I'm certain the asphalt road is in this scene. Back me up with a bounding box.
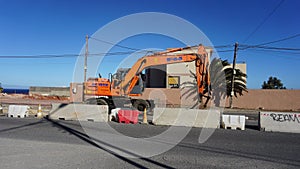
[0,117,300,169]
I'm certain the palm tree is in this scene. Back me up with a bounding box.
[182,58,247,108]
[220,59,247,98]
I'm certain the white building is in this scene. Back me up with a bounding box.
[145,46,247,89]
[145,46,213,89]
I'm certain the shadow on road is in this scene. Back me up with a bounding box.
[245,124,260,130]
[0,120,44,133]
[45,117,175,169]
[0,103,67,134]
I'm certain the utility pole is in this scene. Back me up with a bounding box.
[84,35,89,83]
[229,42,238,108]
[83,35,89,102]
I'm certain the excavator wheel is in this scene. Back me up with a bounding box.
[133,99,150,111]
[96,98,108,105]
[85,98,108,105]
[85,98,97,104]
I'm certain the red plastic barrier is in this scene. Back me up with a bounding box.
[118,109,140,124]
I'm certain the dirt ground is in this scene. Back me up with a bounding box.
[0,94,69,104]
[0,94,69,115]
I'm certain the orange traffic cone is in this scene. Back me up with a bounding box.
[142,108,148,124]
[37,104,42,118]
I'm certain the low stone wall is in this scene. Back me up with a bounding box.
[30,86,70,97]
[227,89,300,111]
[141,88,300,112]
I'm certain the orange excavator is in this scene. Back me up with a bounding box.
[84,45,210,111]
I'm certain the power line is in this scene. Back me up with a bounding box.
[251,33,300,46]
[247,48,300,55]
[2,36,300,59]
[0,54,80,59]
[243,0,285,42]
[89,36,140,51]
[216,33,300,56]
[216,49,235,53]
[210,45,235,53]
[0,50,156,59]
[239,33,300,51]
[244,49,300,60]
[89,36,166,55]
[2,45,299,58]
[207,44,234,49]
[243,45,300,51]
[218,33,300,53]
[240,43,300,50]
[237,42,300,60]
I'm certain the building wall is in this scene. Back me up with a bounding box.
[69,83,83,102]
[139,88,300,111]
[167,62,196,88]
[166,60,247,89]
[226,89,300,111]
[232,63,247,75]
[167,47,213,89]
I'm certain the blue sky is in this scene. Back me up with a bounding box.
[0,0,299,89]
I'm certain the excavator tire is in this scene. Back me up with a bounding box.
[96,98,108,105]
[85,98,108,105]
[85,98,97,104]
[133,99,150,111]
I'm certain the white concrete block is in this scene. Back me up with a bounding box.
[75,104,108,122]
[49,103,77,120]
[153,108,220,128]
[49,103,108,122]
[260,112,300,133]
[8,105,29,118]
[222,115,245,130]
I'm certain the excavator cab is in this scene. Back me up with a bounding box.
[111,68,129,89]
[111,68,146,95]
[130,74,145,94]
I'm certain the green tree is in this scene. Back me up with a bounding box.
[262,76,286,89]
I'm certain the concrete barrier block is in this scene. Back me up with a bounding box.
[75,104,108,122]
[8,105,29,118]
[49,104,77,120]
[49,103,108,122]
[153,108,220,128]
[222,115,245,130]
[260,112,300,133]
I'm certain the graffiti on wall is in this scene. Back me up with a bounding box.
[270,113,300,123]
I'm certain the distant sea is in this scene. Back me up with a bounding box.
[2,88,29,94]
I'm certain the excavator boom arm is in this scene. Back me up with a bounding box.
[118,45,210,97]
